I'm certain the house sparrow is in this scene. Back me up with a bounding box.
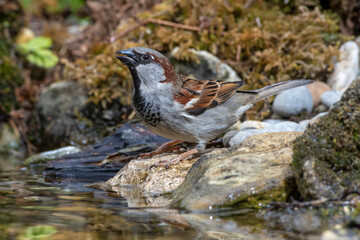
[115,47,313,167]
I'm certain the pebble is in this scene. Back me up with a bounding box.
[272,86,313,118]
[228,121,304,146]
[321,90,343,108]
[327,41,360,91]
[306,81,331,107]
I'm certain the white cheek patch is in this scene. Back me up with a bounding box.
[136,63,166,85]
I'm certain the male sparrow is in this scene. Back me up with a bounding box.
[115,47,313,167]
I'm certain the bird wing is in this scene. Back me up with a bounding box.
[174,76,245,116]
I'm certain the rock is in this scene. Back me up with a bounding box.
[103,154,197,207]
[182,213,285,240]
[170,48,241,82]
[228,128,261,146]
[273,86,313,118]
[34,81,87,149]
[321,90,343,108]
[321,229,360,240]
[292,78,360,200]
[172,132,303,211]
[44,123,169,183]
[262,119,284,124]
[222,130,240,147]
[327,41,360,91]
[24,146,81,165]
[309,112,328,126]
[306,81,331,107]
[228,121,304,146]
[239,120,270,130]
[299,120,310,129]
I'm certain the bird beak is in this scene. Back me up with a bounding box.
[115,49,137,66]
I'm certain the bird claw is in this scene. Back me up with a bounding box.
[150,160,171,169]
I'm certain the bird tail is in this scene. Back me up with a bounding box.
[236,79,314,104]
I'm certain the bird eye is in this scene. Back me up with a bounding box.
[142,54,150,61]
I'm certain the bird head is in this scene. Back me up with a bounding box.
[115,47,181,96]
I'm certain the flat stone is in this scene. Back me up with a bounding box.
[172,132,303,211]
[273,86,313,118]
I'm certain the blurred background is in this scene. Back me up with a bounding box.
[0,0,358,156]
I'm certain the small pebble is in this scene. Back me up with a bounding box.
[273,86,313,118]
[306,81,331,107]
[321,91,342,108]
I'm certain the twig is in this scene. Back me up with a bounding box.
[112,18,202,42]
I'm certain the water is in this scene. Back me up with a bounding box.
[0,155,275,240]
[1,155,356,240]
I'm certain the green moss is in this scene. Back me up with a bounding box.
[292,79,360,200]
[0,1,24,112]
[65,0,348,119]
[219,186,287,210]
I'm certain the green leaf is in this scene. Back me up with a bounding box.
[20,225,57,239]
[19,36,52,52]
[26,49,59,68]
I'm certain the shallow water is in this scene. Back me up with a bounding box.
[1,155,357,240]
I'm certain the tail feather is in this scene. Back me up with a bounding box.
[237,79,314,104]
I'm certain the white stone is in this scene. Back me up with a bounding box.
[327,41,360,91]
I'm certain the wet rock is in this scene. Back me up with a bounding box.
[170,48,241,82]
[327,41,360,91]
[321,90,343,108]
[102,154,197,207]
[173,132,303,211]
[44,123,169,183]
[306,81,331,107]
[228,121,304,146]
[182,212,285,240]
[24,146,81,165]
[293,78,360,200]
[273,86,313,118]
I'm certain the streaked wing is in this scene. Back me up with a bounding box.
[174,76,245,116]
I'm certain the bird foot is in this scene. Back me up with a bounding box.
[150,148,199,169]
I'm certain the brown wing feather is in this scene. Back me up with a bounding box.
[174,76,245,116]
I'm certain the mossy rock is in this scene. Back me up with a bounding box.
[292,78,360,200]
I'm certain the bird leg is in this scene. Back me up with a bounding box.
[152,142,206,168]
[138,140,183,159]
